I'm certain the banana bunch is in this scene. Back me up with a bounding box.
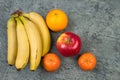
[7,11,51,71]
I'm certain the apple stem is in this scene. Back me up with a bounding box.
[66,36,71,44]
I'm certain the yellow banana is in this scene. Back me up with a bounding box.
[15,17,29,70]
[7,17,17,65]
[19,16,42,71]
[23,12,51,56]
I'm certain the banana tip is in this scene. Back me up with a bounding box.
[8,64,13,66]
[16,68,22,71]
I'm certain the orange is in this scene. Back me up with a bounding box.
[46,9,68,32]
[78,52,97,71]
[42,53,61,72]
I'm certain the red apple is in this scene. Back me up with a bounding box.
[56,32,82,57]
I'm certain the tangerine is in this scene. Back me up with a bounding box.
[42,53,61,72]
[78,52,97,71]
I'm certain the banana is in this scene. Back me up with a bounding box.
[15,17,29,70]
[19,16,42,71]
[23,12,51,56]
[7,17,17,65]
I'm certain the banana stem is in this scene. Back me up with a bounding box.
[11,10,22,17]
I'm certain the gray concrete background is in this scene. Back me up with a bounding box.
[0,0,120,80]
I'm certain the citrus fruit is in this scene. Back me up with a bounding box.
[46,9,68,32]
[78,52,97,71]
[42,53,61,72]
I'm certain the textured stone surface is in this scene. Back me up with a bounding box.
[0,0,120,80]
